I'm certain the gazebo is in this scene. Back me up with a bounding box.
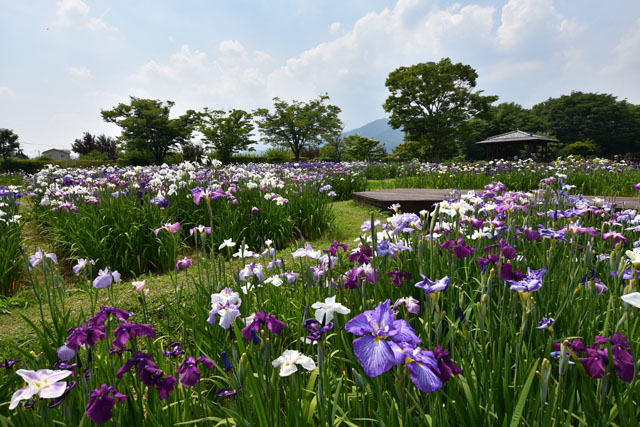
[476,129,558,160]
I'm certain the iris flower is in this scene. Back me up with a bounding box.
[311,296,350,323]
[153,222,180,236]
[85,384,127,424]
[177,356,215,387]
[344,300,420,377]
[414,275,449,294]
[29,248,58,270]
[92,268,121,289]
[506,268,547,293]
[271,350,316,376]
[9,369,72,409]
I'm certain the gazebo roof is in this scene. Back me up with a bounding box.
[476,129,558,145]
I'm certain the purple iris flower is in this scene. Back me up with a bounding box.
[633,183,640,191]
[56,344,76,362]
[523,228,540,242]
[112,321,156,351]
[506,268,547,293]
[153,222,180,236]
[414,275,449,294]
[343,266,364,289]
[1,359,19,370]
[304,318,334,341]
[344,300,420,377]
[150,195,170,208]
[241,311,286,340]
[65,323,106,350]
[117,351,177,399]
[393,297,420,314]
[92,268,121,289]
[89,306,131,326]
[387,269,411,287]
[500,263,526,281]
[28,248,58,270]
[536,317,555,329]
[609,333,635,382]
[400,343,443,393]
[48,380,77,409]
[162,342,185,358]
[216,388,237,397]
[85,384,127,425]
[177,356,215,387]
[348,245,372,265]
[432,345,462,382]
[176,257,193,271]
[323,241,348,256]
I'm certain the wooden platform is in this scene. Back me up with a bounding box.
[352,188,640,213]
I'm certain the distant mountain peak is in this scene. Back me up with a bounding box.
[343,118,405,151]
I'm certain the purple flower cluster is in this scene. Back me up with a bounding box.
[241,311,286,340]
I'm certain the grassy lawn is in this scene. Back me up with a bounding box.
[0,200,385,357]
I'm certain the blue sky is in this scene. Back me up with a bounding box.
[1,0,639,156]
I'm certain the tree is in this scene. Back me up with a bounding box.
[0,129,21,162]
[197,108,254,164]
[181,142,205,162]
[383,58,497,162]
[393,140,428,161]
[532,91,640,156]
[101,97,197,165]
[254,95,343,161]
[72,132,119,160]
[344,135,386,161]
[320,134,347,162]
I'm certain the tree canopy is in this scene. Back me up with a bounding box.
[0,129,21,162]
[384,58,497,162]
[72,132,119,160]
[101,97,197,165]
[343,135,385,161]
[197,108,254,164]
[531,91,640,156]
[254,95,343,161]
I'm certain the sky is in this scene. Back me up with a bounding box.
[1,0,639,157]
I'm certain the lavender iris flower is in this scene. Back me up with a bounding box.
[414,275,449,294]
[112,321,156,351]
[536,317,555,329]
[344,300,420,377]
[506,268,547,293]
[92,268,121,289]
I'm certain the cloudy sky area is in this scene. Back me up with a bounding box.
[1,0,639,156]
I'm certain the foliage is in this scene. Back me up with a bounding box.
[72,132,119,160]
[384,58,498,162]
[532,91,640,156]
[101,97,197,165]
[343,134,385,161]
[0,128,21,162]
[561,140,598,157]
[320,134,347,162]
[180,143,205,162]
[197,109,255,164]
[254,95,343,161]
[0,187,22,296]
[393,140,428,161]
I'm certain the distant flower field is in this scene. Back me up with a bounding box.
[2,157,640,425]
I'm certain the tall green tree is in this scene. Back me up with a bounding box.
[72,132,119,160]
[320,134,347,162]
[532,91,640,156]
[101,97,197,165]
[383,58,497,162]
[0,129,21,162]
[197,108,254,164]
[344,135,385,161]
[254,95,343,161]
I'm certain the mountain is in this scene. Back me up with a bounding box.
[343,118,405,152]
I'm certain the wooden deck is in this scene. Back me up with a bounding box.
[352,188,640,213]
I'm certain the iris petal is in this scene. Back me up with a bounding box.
[352,335,396,377]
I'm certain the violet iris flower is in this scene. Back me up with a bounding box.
[536,317,555,329]
[344,300,420,377]
[117,351,177,399]
[387,270,411,287]
[414,275,449,294]
[304,318,334,341]
[65,323,106,350]
[241,311,286,340]
[89,306,131,326]
[162,342,186,358]
[189,225,211,236]
[85,384,127,425]
[112,321,156,351]
[221,352,233,372]
[506,268,547,293]
[393,297,420,314]
[323,240,348,256]
[153,222,180,236]
[92,268,121,289]
[176,257,193,271]
[29,248,58,270]
[177,356,215,387]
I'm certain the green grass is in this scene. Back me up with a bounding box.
[0,200,385,357]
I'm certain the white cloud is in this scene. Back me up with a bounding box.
[68,66,91,79]
[496,0,582,49]
[0,86,15,97]
[219,40,245,55]
[602,18,640,74]
[329,22,341,34]
[56,0,118,32]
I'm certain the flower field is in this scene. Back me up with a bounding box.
[2,158,640,425]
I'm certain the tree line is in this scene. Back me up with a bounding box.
[2,57,639,165]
